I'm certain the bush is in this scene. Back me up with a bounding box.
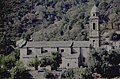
[61,67,92,79]
[28,56,40,70]
[10,60,25,79]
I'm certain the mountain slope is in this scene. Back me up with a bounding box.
[3,0,120,41]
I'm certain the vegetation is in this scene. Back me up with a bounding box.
[0,54,26,79]
[87,48,120,78]
[111,32,120,41]
[0,0,120,78]
[62,69,74,79]
[28,52,62,70]
[1,54,16,70]
[28,56,40,70]
[61,48,120,79]
[10,60,25,79]
[50,52,62,70]
[62,67,92,79]
[0,0,120,42]
[40,57,52,67]
[40,52,62,70]
[44,71,55,79]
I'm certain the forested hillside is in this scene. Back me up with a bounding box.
[1,0,120,41]
[0,0,120,78]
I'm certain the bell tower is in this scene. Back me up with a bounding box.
[89,5,100,48]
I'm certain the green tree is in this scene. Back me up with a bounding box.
[11,48,20,60]
[65,69,74,79]
[10,60,25,79]
[40,52,62,70]
[0,35,15,55]
[2,55,16,70]
[51,52,62,70]
[40,57,52,67]
[44,71,55,79]
[0,55,6,78]
[62,67,92,79]
[28,56,40,70]
[88,48,109,75]
[88,48,120,77]
[108,50,120,66]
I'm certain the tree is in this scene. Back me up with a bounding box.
[61,67,92,79]
[0,55,2,67]
[87,48,120,78]
[44,71,55,79]
[28,56,40,70]
[10,48,20,62]
[50,52,62,70]
[0,35,15,55]
[65,69,74,79]
[0,54,21,79]
[88,48,110,76]
[40,52,62,70]
[10,60,25,79]
[0,55,8,78]
[108,50,120,66]
[40,57,52,67]
[1,55,16,70]
[111,33,120,41]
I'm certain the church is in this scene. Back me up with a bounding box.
[18,5,120,69]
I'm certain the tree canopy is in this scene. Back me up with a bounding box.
[40,52,62,70]
[87,48,120,78]
[0,0,120,41]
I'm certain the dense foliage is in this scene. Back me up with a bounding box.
[0,49,26,79]
[0,0,120,41]
[28,56,40,70]
[28,52,62,70]
[111,32,120,41]
[61,67,92,79]
[0,0,120,78]
[87,48,120,78]
[40,52,62,70]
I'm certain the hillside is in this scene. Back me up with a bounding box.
[0,0,120,78]
[1,0,120,41]
[32,0,120,41]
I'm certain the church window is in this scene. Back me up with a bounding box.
[27,48,32,55]
[44,50,48,52]
[41,48,48,53]
[93,23,95,30]
[57,47,59,52]
[93,13,95,16]
[41,47,43,53]
[67,63,69,67]
[60,30,64,36]
[61,49,64,52]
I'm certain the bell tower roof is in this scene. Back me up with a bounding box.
[90,5,99,18]
[91,5,99,14]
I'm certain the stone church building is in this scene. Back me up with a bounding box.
[18,5,120,69]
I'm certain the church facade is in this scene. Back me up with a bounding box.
[19,5,120,69]
[20,41,90,68]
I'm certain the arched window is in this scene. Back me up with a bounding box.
[27,48,32,55]
[67,63,69,67]
[93,23,95,30]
